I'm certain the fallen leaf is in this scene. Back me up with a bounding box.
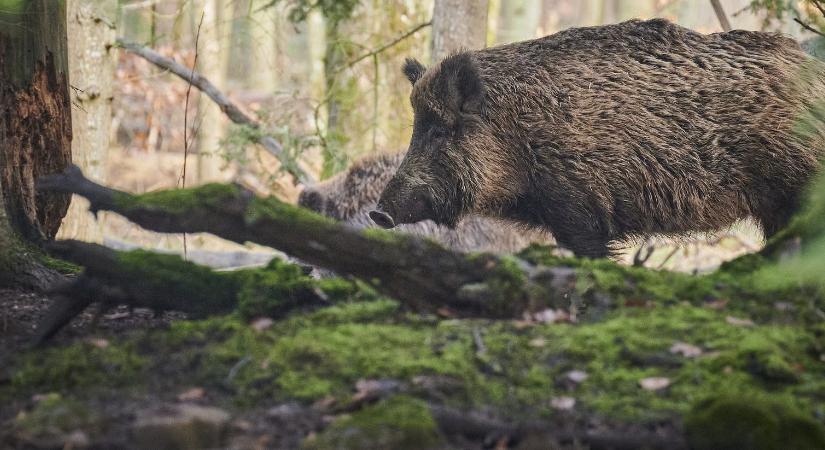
[639,377,671,391]
[436,307,455,318]
[250,317,274,332]
[528,337,547,347]
[352,379,400,402]
[565,370,588,383]
[705,299,729,310]
[312,396,337,410]
[87,338,109,349]
[726,316,755,327]
[533,309,570,324]
[550,396,576,410]
[231,419,253,431]
[177,387,205,402]
[65,430,89,448]
[103,311,131,320]
[774,302,793,311]
[512,320,534,329]
[670,342,703,358]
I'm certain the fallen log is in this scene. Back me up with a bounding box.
[37,165,577,320]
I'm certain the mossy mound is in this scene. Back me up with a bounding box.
[685,395,825,450]
[304,396,447,450]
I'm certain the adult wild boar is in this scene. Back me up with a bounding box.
[299,151,550,254]
[370,19,825,258]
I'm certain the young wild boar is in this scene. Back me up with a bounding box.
[370,18,825,258]
[298,151,550,254]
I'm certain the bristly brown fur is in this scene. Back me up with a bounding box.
[376,18,825,258]
[298,152,551,254]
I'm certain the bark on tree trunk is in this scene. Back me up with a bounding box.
[431,0,489,63]
[59,0,117,243]
[0,0,72,242]
[0,0,72,289]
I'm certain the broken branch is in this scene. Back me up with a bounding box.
[116,37,315,185]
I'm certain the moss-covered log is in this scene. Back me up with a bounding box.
[38,165,574,318]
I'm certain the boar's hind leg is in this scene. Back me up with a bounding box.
[754,198,799,239]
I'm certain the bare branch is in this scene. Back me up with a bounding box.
[339,21,432,73]
[794,17,825,38]
[116,38,316,185]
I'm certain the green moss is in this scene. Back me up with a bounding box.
[304,396,445,450]
[232,258,386,319]
[735,334,802,383]
[263,323,472,400]
[245,196,336,228]
[233,258,319,319]
[114,183,242,215]
[461,254,530,316]
[10,340,145,393]
[38,253,82,275]
[685,395,825,450]
[116,250,239,316]
[14,393,99,438]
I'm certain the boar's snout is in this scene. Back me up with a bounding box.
[368,209,396,229]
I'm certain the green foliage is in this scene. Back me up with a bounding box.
[262,0,360,26]
[748,0,825,31]
[220,123,317,181]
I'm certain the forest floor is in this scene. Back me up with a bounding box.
[2,242,825,449]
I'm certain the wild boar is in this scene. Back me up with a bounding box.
[370,18,825,258]
[299,151,551,254]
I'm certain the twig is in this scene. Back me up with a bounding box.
[710,0,732,32]
[794,17,825,38]
[632,241,655,267]
[115,38,315,185]
[813,0,825,20]
[181,12,205,259]
[656,246,680,270]
[336,21,431,74]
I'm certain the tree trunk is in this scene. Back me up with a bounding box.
[59,0,117,243]
[431,0,489,63]
[600,0,620,24]
[0,0,72,289]
[322,19,348,178]
[193,0,229,184]
[495,0,541,44]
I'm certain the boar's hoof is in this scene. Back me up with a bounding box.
[369,210,396,229]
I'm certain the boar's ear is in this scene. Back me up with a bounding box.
[440,52,484,115]
[402,58,426,85]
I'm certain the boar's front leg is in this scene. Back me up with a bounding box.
[552,229,612,258]
[543,205,612,258]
